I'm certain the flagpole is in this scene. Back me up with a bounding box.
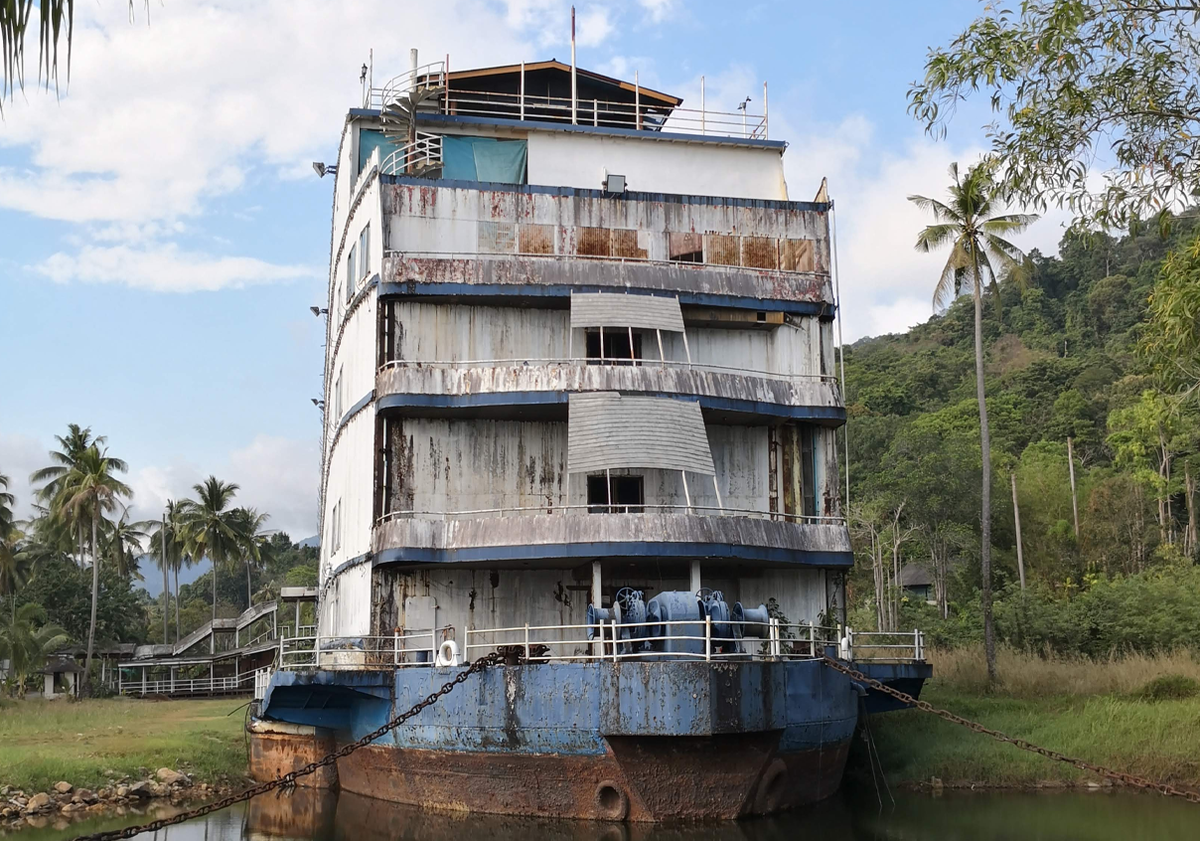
[571,6,578,125]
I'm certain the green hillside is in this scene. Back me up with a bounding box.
[843,215,1200,654]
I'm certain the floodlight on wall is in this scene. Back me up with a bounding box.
[312,162,337,178]
[311,399,325,408]
[310,306,328,316]
[603,173,626,194]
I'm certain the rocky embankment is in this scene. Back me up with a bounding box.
[1,769,237,833]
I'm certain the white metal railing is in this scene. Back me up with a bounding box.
[370,82,767,140]
[254,667,273,700]
[118,670,258,697]
[275,622,925,670]
[378,357,839,384]
[376,503,846,527]
[372,62,447,110]
[380,131,443,177]
[278,630,450,670]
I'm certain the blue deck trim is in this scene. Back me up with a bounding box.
[376,391,845,423]
[373,540,853,569]
[379,281,833,317]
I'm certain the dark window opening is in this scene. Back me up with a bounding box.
[669,232,704,263]
[585,328,642,365]
[587,475,644,513]
[800,427,816,517]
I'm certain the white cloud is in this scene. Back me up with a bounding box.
[128,435,319,541]
[34,243,320,292]
[638,0,677,23]
[576,7,615,48]
[0,432,49,524]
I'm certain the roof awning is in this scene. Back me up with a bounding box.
[570,292,685,333]
[568,392,715,475]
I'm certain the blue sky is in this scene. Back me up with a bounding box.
[0,0,1067,550]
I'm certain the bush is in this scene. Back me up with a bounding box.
[1134,674,1200,702]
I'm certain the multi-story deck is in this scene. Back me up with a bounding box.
[252,55,928,822]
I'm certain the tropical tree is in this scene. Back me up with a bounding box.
[30,425,126,565]
[909,162,1038,684]
[101,508,150,582]
[0,522,29,623]
[55,445,132,686]
[2,2,145,112]
[0,603,68,698]
[147,500,192,644]
[231,507,271,608]
[909,0,1200,231]
[182,478,242,625]
[0,471,13,531]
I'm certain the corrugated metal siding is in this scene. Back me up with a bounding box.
[569,292,685,332]
[568,392,715,475]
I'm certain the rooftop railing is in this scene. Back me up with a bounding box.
[366,62,768,141]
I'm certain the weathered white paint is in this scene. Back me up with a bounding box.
[526,131,789,200]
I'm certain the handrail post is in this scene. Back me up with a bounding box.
[763,81,768,139]
[808,622,815,657]
[394,630,400,666]
[524,623,531,662]
[597,619,604,660]
[611,620,618,662]
[705,615,712,662]
[314,633,321,669]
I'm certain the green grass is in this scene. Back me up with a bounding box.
[0,697,250,793]
[864,651,1200,789]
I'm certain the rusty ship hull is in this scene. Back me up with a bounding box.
[250,658,927,820]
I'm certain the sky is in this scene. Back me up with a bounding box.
[0,0,1073,554]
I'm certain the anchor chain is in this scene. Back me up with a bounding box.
[72,652,502,841]
[820,655,1200,804]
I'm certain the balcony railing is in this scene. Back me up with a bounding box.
[376,503,845,527]
[377,357,839,384]
[275,624,924,670]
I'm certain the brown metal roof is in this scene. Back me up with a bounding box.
[443,60,682,106]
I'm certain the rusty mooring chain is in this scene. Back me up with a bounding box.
[71,653,502,841]
[820,655,1200,804]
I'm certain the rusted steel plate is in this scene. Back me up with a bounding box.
[247,727,339,789]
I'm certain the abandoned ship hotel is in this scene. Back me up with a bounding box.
[250,54,929,821]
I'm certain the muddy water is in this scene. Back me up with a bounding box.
[15,788,1200,841]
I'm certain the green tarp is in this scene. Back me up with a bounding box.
[442,136,528,184]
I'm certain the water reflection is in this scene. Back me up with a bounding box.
[17,788,1200,841]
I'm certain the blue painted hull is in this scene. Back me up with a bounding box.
[257,659,925,820]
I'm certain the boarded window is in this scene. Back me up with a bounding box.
[780,238,816,272]
[741,236,778,269]
[479,221,516,253]
[577,226,611,257]
[669,232,703,263]
[587,475,644,514]
[705,234,739,266]
[611,229,648,259]
[780,424,817,518]
[518,224,555,254]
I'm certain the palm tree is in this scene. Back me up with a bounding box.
[102,508,151,582]
[0,603,69,698]
[31,425,126,566]
[0,471,13,531]
[0,522,29,624]
[182,477,242,626]
[909,162,1037,685]
[231,507,271,608]
[56,445,132,686]
[147,500,191,644]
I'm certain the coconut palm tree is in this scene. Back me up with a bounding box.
[55,445,132,686]
[0,471,13,531]
[31,425,126,566]
[909,162,1038,685]
[230,507,271,608]
[147,500,192,644]
[0,603,69,698]
[182,478,242,626]
[102,507,151,582]
[0,522,28,624]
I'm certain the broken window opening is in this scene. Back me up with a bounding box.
[585,328,643,365]
[587,474,644,514]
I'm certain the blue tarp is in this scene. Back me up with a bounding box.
[358,129,401,176]
[441,136,528,184]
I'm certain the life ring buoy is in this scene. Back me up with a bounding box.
[435,639,460,667]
